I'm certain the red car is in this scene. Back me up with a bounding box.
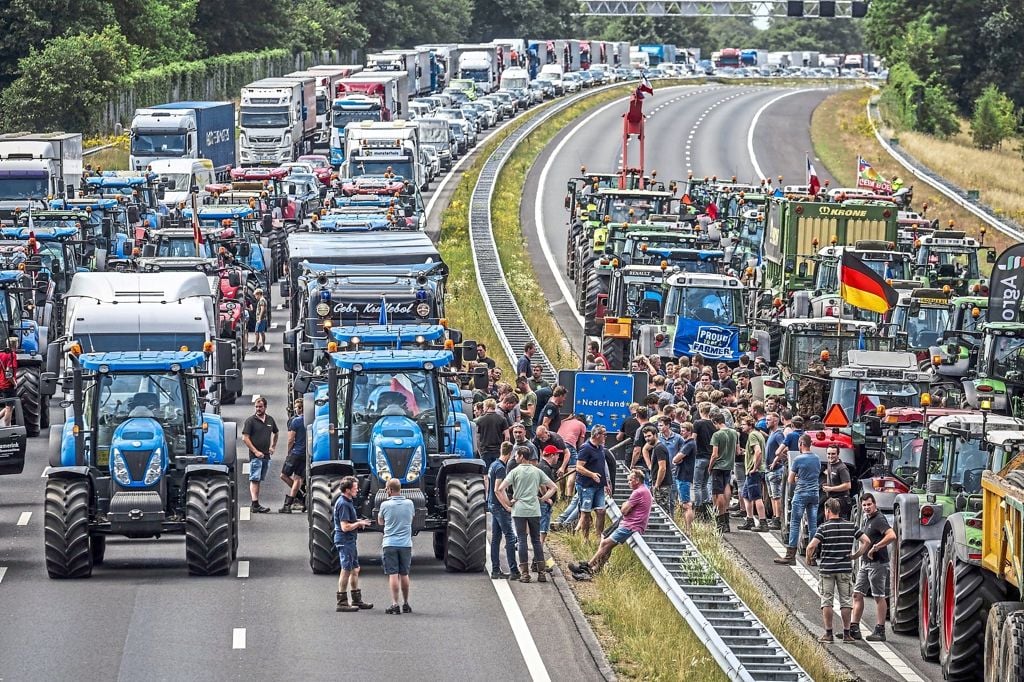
[297,155,335,186]
[338,175,407,197]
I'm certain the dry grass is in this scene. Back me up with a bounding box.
[548,530,729,682]
[810,87,1014,255]
[688,521,852,682]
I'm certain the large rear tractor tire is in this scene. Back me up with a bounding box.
[582,269,607,337]
[44,477,93,579]
[920,549,941,661]
[444,474,486,572]
[984,602,1024,682]
[184,474,233,576]
[309,474,342,574]
[891,511,924,634]
[999,611,1024,682]
[17,365,41,438]
[602,337,629,371]
[939,535,1004,680]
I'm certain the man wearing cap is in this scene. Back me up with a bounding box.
[539,445,562,543]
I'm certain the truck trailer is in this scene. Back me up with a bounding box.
[239,78,317,166]
[0,132,83,223]
[128,102,235,178]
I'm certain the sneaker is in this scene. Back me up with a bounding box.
[490,569,509,579]
[278,503,293,513]
[849,623,862,640]
[508,570,521,581]
[572,571,592,581]
[251,503,270,513]
[866,626,886,642]
[249,346,260,353]
[385,604,402,615]
[737,518,755,531]
[730,509,746,518]
[842,633,854,643]
[818,632,834,643]
[568,561,592,574]
[753,521,769,533]
[768,518,782,530]
[402,603,412,613]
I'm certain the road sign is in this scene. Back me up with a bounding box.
[570,371,636,432]
[823,403,850,428]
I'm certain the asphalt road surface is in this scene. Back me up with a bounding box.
[522,82,942,682]
[0,126,608,681]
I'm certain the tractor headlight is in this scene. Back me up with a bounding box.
[406,446,423,482]
[112,450,131,486]
[375,445,392,481]
[143,449,163,485]
[415,302,430,318]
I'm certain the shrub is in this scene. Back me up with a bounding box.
[971,84,1018,150]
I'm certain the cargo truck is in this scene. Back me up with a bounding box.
[344,72,409,118]
[341,121,425,192]
[639,44,677,67]
[457,44,499,93]
[329,94,391,167]
[286,69,351,150]
[378,49,434,96]
[128,102,235,178]
[239,78,317,166]
[0,132,82,223]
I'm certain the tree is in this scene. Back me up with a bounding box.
[193,0,290,55]
[112,0,202,65]
[1,26,141,133]
[285,0,367,52]
[971,84,1018,149]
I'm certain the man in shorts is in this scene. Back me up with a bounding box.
[279,399,306,512]
[251,288,268,352]
[242,397,278,514]
[673,421,697,532]
[737,415,768,532]
[850,493,896,641]
[378,478,415,615]
[570,468,651,580]
[707,411,738,533]
[805,498,859,642]
[574,425,612,540]
[333,476,373,612]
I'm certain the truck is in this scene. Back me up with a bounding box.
[239,78,316,166]
[415,44,458,87]
[148,158,217,209]
[763,198,899,314]
[640,44,677,67]
[286,69,351,150]
[630,48,650,69]
[715,48,742,68]
[499,67,531,92]
[0,133,82,223]
[40,350,241,577]
[457,44,500,93]
[341,120,424,191]
[740,49,768,67]
[343,72,408,119]
[329,94,390,167]
[379,49,434,95]
[128,102,234,178]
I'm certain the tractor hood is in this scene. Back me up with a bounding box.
[109,417,168,488]
[368,414,425,485]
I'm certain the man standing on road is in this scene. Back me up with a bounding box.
[497,446,557,583]
[806,498,859,643]
[642,425,674,517]
[242,397,278,514]
[250,288,268,352]
[692,402,716,520]
[850,493,896,641]
[575,425,612,541]
[488,442,520,580]
[279,398,306,513]
[475,398,509,466]
[775,433,820,565]
[763,412,785,529]
[737,415,768,532]
[570,468,652,580]
[474,343,497,369]
[334,476,373,612]
[822,445,853,520]
[673,422,696,532]
[516,341,535,379]
[515,375,538,437]
[378,478,415,615]
[708,411,738,533]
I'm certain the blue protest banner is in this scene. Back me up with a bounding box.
[673,318,741,361]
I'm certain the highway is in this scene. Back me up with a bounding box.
[522,83,942,682]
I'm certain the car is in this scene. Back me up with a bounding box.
[459,105,483,133]
[578,70,595,87]
[462,102,492,128]
[535,74,563,96]
[282,172,321,221]
[507,87,531,109]
[589,67,609,84]
[409,101,432,119]
[445,89,471,105]
[488,91,516,118]
[421,145,440,181]
[279,161,315,176]
[296,154,334,186]
[448,120,469,154]
[469,99,498,126]
[561,73,582,92]
[529,79,554,100]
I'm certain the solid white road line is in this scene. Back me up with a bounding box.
[256,367,265,376]
[270,322,279,330]
[16,512,31,526]
[485,540,551,682]
[263,344,271,352]
[239,507,251,521]
[232,628,246,649]
[747,88,824,181]
[0,566,7,584]
[237,561,250,578]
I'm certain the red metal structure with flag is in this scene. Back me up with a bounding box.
[619,75,654,189]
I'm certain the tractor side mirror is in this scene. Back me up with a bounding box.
[797,261,808,278]
[142,243,156,258]
[564,194,571,210]
[293,371,313,396]
[237,241,251,258]
[40,371,58,397]
[127,206,140,224]
[461,340,477,365]
[472,366,488,390]
[222,369,242,394]
[988,249,997,264]
[227,271,241,288]
[282,328,298,373]
[157,185,166,200]
[46,342,61,374]
[299,342,314,365]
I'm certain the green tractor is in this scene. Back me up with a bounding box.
[963,322,1024,417]
[912,229,995,295]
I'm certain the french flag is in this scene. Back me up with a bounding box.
[806,154,821,196]
[637,73,654,99]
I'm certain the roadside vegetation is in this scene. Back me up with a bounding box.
[82,134,130,171]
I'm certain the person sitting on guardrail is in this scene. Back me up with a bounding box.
[569,468,651,581]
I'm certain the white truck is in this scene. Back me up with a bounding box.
[341,121,426,192]
[457,44,499,93]
[239,77,317,166]
[286,69,352,149]
[346,71,410,119]
[499,66,530,91]
[148,159,216,209]
[62,272,241,403]
[0,132,82,223]
[380,49,434,95]
[128,102,235,178]
[630,48,650,68]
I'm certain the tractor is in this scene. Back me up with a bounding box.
[912,229,994,295]
[296,346,486,575]
[0,269,50,436]
[39,349,242,577]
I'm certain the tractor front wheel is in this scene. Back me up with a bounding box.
[444,474,486,572]
[939,535,1004,680]
[17,365,42,438]
[309,474,342,574]
[891,511,924,633]
[44,477,93,579]
[184,474,233,576]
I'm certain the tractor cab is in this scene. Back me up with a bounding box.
[886,288,953,361]
[811,242,913,319]
[913,230,993,295]
[617,231,722,273]
[965,322,1024,416]
[918,413,1024,501]
[653,272,747,361]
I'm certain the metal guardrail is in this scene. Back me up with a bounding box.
[83,143,115,157]
[468,83,812,681]
[865,96,1024,243]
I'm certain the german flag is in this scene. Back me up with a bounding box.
[840,250,899,314]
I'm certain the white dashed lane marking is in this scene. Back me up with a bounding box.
[232,628,246,649]
[16,512,31,526]
[239,507,251,521]
[256,367,265,376]
[237,561,250,578]
[0,566,7,584]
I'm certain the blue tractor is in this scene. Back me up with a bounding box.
[297,346,486,574]
[40,350,242,577]
[181,205,271,287]
[0,225,83,341]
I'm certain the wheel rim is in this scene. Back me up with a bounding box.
[920,564,930,635]
[943,560,955,651]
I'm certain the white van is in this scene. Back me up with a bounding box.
[148,158,217,208]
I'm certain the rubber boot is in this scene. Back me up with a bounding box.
[518,562,532,583]
[773,546,797,565]
[534,560,548,583]
[278,495,293,513]
[336,592,358,612]
[717,513,731,534]
[350,588,373,610]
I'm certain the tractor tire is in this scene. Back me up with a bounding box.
[184,474,233,576]
[309,474,342,574]
[443,473,486,572]
[433,531,447,560]
[920,549,941,661]
[90,535,106,565]
[999,611,1024,682]
[602,337,629,371]
[891,511,925,633]
[17,365,41,438]
[939,534,1004,680]
[984,602,1024,682]
[582,269,607,337]
[43,477,93,579]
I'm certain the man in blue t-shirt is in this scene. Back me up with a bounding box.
[378,478,416,614]
[575,425,611,541]
[279,399,307,513]
[333,476,373,611]
[775,433,822,565]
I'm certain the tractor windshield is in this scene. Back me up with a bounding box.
[602,196,656,223]
[666,286,742,326]
[77,333,207,353]
[887,430,924,479]
[830,378,924,418]
[34,241,68,275]
[158,237,213,258]
[344,369,443,450]
[918,247,979,280]
[785,332,887,370]
[991,334,1024,378]
[890,304,950,349]
[87,372,190,466]
[623,282,665,319]
[951,435,989,493]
